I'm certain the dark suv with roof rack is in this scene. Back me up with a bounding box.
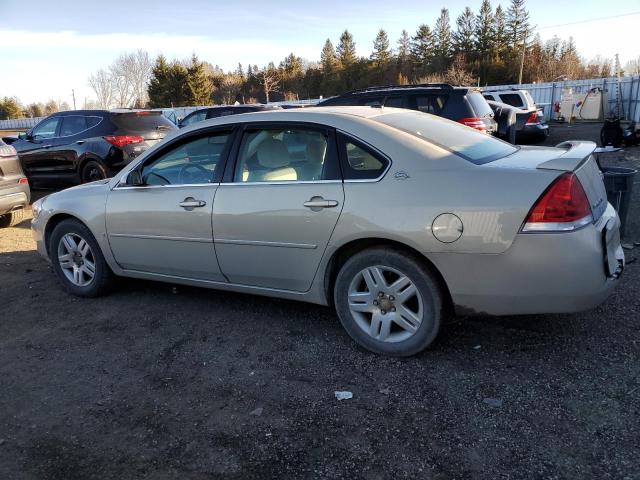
[318,83,497,135]
[178,104,281,128]
[12,109,177,186]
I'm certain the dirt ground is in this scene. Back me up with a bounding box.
[1,123,639,479]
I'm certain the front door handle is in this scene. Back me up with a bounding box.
[303,197,339,209]
[76,140,85,145]
[179,197,207,210]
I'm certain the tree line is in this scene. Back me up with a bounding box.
[2,0,638,119]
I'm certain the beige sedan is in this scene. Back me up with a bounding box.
[31,107,624,355]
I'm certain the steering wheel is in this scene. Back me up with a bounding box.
[178,163,211,184]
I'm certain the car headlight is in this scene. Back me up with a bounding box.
[31,198,44,220]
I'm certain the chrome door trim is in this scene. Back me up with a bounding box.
[215,238,318,249]
[114,182,221,190]
[109,233,212,243]
[222,180,343,186]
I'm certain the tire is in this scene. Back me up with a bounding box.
[80,160,108,184]
[50,219,115,297]
[334,248,443,356]
[0,209,24,228]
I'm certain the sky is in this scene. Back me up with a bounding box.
[0,0,638,105]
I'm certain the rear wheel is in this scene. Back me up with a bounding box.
[80,160,108,184]
[50,219,115,297]
[0,209,24,228]
[334,248,443,356]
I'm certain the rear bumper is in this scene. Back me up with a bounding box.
[517,123,550,143]
[0,184,30,215]
[431,204,623,316]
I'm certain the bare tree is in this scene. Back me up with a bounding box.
[257,67,280,103]
[88,69,114,109]
[103,50,153,108]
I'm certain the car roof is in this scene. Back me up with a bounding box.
[332,84,473,96]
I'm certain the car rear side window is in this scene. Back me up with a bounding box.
[498,93,525,108]
[181,110,208,126]
[384,96,408,108]
[86,116,102,128]
[338,134,389,180]
[414,95,447,114]
[60,115,87,136]
[466,92,494,118]
[375,111,517,165]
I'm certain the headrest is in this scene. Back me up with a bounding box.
[256,138,290,169]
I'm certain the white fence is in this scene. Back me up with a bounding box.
[484,75,640,123]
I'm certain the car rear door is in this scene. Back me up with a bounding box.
[105,128,234,281]
[212,123,344,292]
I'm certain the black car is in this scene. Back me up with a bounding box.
[317,83,497,135]
[12,109,177,185]
[178,104,281,128]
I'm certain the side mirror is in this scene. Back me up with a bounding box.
[125,169,144,186]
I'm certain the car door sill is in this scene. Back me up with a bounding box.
[120,268,315,298]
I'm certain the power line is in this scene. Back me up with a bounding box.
[537,11,640,30]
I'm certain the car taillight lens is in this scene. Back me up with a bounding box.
[0,145,17,157]
[522,173,593,232]
[104,135,144,148]
[525,112,539,125]
[18,178,28,184]
[458,117,487,132]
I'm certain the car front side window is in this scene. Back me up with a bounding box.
[140,132,231,186]
[31,117,60,140]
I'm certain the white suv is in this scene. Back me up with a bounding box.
[483,89,537,112]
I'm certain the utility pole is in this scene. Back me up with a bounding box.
[518,28,528,85]
[72,89,76,110]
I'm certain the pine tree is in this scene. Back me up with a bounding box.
[475,0,495,58]
[370,29,391,67]
[433,8,452,72]
[396,29,411,77]
[493,5,508,56]
[147,55,172,108]
[453,7,475,56]
[187,54,213,105]
[506,0,530,48]
[235,63,245,80]
[321,39,338,72]
[410,24,435,76]
[337,30,357,68]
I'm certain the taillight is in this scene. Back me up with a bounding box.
[0,145,17,157]
[458,117,487,133]
[521,173,593,232]
[525,112,539,125]
[18,178,28,184]
[104,135,144,148]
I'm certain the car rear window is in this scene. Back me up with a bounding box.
[497,93,525,108]
[466,92,494,118]
[110,111,176,132]
[375,111,517,165]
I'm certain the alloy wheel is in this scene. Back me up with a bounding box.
[57,233,96,287]
[347,265,424,343]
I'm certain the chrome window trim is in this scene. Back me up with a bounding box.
[224,179,343,186]
[114,182,220,190]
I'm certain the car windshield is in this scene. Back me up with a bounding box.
[375,111,517,165]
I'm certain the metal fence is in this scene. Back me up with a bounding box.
[484,75,640,122]
[0,117,43,131]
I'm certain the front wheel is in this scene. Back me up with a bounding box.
[50,219,115,297]
[334,248,443,356]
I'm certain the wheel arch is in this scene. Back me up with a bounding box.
[44,213,85,256]
[323,237,453,312]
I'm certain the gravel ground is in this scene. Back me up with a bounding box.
[1,123,639,479]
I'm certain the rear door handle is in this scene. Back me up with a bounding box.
[303,198,339,209]
[179,198,207,209]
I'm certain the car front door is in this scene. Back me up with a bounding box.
[15,116,61,178]
[212,124,344,292]
[105,129,234,281]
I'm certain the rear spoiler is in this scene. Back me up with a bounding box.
[537,141,597,172]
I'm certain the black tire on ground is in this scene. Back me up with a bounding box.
[334,248,443,356]
[49,218,115,297]
[80,160,109,184]
[0,209,24,228]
